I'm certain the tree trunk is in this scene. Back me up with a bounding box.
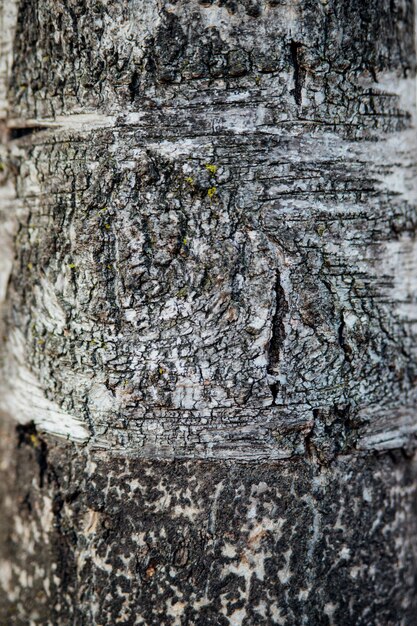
[1,0,417,623]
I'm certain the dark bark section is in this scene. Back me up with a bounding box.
[0,419,416,625]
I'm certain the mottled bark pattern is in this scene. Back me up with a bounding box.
[0,0,417,623]
[0,420,417,625]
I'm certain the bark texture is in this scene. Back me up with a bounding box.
[1,421,417,624]
[0,0,417,623]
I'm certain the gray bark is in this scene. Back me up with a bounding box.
[0,0,417,624]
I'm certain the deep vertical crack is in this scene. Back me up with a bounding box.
[290,40,304,106]
[267,271,288,403]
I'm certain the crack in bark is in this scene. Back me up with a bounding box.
[1,120,54,141]
[290,40,304,106]
[337,310,353,364]
[8,125,48,140]
[267,271,288,404]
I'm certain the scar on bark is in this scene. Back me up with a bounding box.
[16,421,48,488]
[290,40,304,106]
[267,272,288,403]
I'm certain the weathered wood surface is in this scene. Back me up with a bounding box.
[0,0,416,623]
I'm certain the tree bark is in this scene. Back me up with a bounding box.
[0,0,417,624]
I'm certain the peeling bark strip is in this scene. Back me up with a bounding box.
[0,0,416,460]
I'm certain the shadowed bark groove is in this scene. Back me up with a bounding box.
[289,41,304,106]
[267,271,288,404]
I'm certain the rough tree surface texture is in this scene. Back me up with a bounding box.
[0,0,417,624]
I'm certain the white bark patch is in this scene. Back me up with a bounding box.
[380,236,417,330]
[0,559,13,598]
[0,330,89,442]
[0,0,19,118]
[33,278,67,333]
[0,179,16,303]
[88,383,119,414]
[128,0,162,39]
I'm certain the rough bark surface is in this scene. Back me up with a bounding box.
[0,0,417,623]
